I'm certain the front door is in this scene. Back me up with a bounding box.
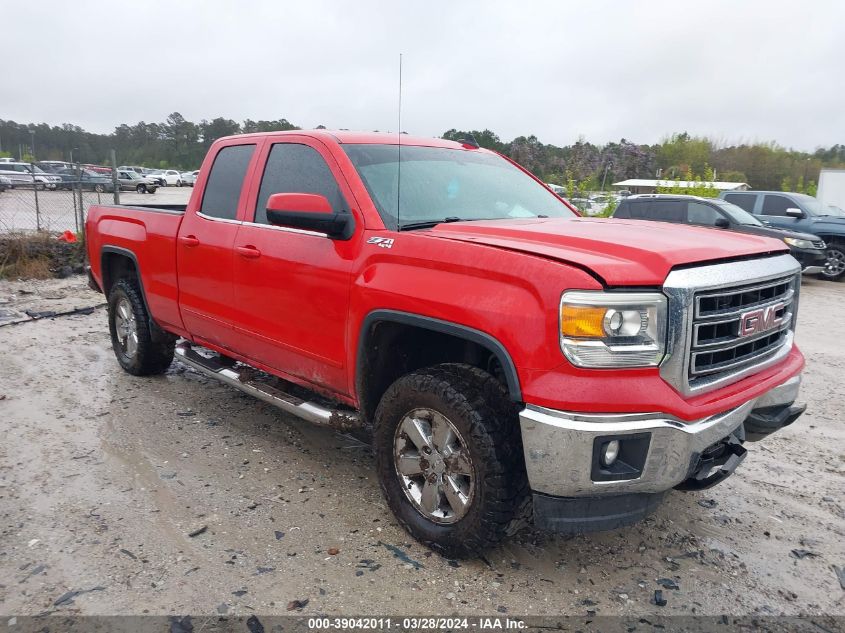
[757,193,807,231]
[231,139,360,397]
[177,142,257,350]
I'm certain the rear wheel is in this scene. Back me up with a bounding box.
[108,278,175,375]
[375,363,529,558]
[821,242,845,281]
[94,184,105,193]
[177,179,183,187]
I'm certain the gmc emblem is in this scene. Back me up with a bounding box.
[738,302,785,337]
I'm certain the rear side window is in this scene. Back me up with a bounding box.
[761,194,794,216]
[626,201,650,218]
[253,143,346,225]
[200,144,255,220]
[648,200,686,222]
[613,202,630,218]
[724,193,756,213]
[687,202,722,225]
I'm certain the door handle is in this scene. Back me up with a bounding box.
[236,245,261,259]
[179,235,200,247]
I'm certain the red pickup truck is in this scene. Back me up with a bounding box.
[86,131,805,556]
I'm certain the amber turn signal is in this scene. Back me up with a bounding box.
[560,305,607,338]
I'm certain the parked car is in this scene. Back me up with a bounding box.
[158,169,183,186]
[719,190,845,281]
[37,160,74,173]
[0,175,11,192]
[569,197,596,215]
[181,170,200,186]
[54,168,115,193]
[144,170,167,187]
[0,162,61,189]
[116,170,158,194]
[612,195,827,274]
[85,130,806,557]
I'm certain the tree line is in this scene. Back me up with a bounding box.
[1,114,843,191]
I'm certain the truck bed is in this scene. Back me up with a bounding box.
[86,203,187,335]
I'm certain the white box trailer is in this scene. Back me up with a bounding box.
[818,169,845,211]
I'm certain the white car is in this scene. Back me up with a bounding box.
[180,170,200,186]
[0,175,11,191]
[0,162,61,189]
[158,169,183,186]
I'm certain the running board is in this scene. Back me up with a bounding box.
[174,343,361,430]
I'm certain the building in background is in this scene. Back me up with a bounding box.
[612,179,750,195]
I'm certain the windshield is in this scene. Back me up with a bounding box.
[712,200,762,226]
[342,144,576,229]
[826,205,845,217]
[793,193,831,216]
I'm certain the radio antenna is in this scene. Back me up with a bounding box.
[397,53,403,229]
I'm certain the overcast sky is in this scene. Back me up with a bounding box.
[3,1,843,150]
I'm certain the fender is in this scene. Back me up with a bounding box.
[100,245,168,340]
[356,309,523,403]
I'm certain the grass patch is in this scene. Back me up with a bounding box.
[0,232,85,280]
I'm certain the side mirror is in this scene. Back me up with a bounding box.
[785,208,804,218]
[714,217,730,228]
[265,193,354,240]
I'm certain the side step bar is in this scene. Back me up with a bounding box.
[174,343,361,431]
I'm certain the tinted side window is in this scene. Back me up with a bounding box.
[761,194,794,216]
[200,144,255,220]
[687,202,722,225]
[648,200,686,222]
[724,193,756,213]
[627,201,650,218]
[254,143,346,225]
[613,202,630,218]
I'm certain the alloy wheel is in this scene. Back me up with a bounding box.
[114,298,139,358]
[393,407,475,524]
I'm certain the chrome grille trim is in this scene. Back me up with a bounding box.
[660,254,801,397]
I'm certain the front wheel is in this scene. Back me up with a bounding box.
[374,363,529,558]
[821,242,845,281]
[108,278,175,375]
[136,184,147,194]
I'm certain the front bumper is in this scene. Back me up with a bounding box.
[790,247,827,274]
[519,374,802,499]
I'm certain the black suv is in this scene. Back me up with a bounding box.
[612,195,827,273]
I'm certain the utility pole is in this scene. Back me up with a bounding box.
[601,162,612,192]
[110,149,120,205]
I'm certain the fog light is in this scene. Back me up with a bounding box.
[601,440,620,466]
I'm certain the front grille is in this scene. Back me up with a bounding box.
[688,275,797,384]
[812,240,826,249]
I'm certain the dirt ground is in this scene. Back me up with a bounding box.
[0,275,843,619]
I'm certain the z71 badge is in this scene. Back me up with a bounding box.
[367,237,395,249]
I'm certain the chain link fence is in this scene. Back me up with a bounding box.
[0,176,120,235]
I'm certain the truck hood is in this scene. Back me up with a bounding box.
[428,217,789,286]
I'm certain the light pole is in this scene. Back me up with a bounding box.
[29,130,35,160]
[70,147,78,165]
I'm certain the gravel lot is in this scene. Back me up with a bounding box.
[0,275,843,618]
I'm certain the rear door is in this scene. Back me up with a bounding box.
[231,137,360,396]
[176,142,258,350]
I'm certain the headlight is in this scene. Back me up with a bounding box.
[559,291,667,368]
[783,237,815,249]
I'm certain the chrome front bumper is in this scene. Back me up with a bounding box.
[519,374,801,498]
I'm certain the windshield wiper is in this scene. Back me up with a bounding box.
[398,217,464,231]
